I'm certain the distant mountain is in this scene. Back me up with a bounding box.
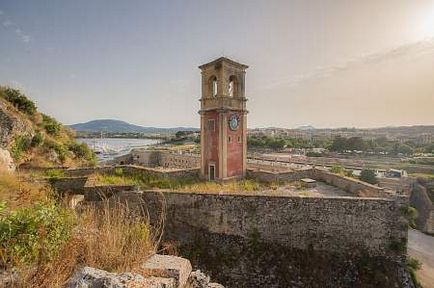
[69,119,198,134]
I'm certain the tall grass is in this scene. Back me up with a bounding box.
[0,172,163,288]
[18,199,162,288]
[0,172,51,210]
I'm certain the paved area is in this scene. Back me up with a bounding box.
[408,229,434,288]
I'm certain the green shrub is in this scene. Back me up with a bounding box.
[360,169,378,184]
[2,88,37,115]
[344,170,354,177]
[42,114,61,136]
[407,257,422,287]
[44,140,67,162]
[330,165,344,174]
[68,142,95,161]
[11,135,32,160]
[0,202,75,267]
[404,206,418,228]
[114,167,124,176]
[31,132,44,147]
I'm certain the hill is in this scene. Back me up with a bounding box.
[69,119,198,134]
[0,86,95,169]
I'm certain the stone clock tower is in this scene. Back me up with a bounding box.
[199,57,248,181]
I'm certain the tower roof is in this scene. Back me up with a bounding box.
[198,57,248,70]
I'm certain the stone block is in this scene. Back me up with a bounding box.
[142,254,192,288]
[66,266,146,288]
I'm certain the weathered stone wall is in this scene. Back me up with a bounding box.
[140,191,407,257]
[410,183,434,234]
[160,153,200,169]
[50,176,88,194]
[125,190,409,287]
[40,165,199,179]
[248,168,390,198]
[379,177,415,195]
[126,149,200,170]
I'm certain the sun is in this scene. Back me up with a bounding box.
[420,5,434,38]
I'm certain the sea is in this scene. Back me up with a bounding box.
[77,138,161,162]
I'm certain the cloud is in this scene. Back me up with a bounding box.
[15,28,31,43]
[2,20,12,27]
[0,12,31,44]
[263,38,434,91]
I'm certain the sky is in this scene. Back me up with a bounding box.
[0,0,434,128]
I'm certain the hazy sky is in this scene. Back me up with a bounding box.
[1,0,433,128]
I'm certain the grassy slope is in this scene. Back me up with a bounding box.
[0,86,95,168]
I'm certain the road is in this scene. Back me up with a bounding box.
[408,229,434,288]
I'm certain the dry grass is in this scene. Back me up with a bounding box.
[0,172,51,210]
[177,179,262,193]
[16,199,163,288]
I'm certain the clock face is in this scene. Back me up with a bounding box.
[229,114,240,131]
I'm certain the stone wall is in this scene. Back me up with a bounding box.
[42,165,199,179]
[160,152,200,170]
[130,190,408,287]
[49,176,88,195]
[248,168,390,198]
[140,191,407,257]
[410,183,434,234]
[126,149,200,170]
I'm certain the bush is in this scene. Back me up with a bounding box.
[2,88,37,115]
[42,114,61,136]
[31,132,44,147]
[405,206,418,228]
[44,140,67,162]
[330,165,344,174]
[360,169,378,184]
[11,135,32,160]
[0,202,75,267]
[21,200,159,287]
[67,142,95,161]
[407,257,422,288]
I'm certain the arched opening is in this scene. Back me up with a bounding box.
[228,75,237,97]
[210,76,218,97]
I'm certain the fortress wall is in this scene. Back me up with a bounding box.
[159,153,200,169]
[312,169,390,197]
[248,168,389,197]
[133,190,409,287]
[127,149,200,169]
[410,183,434,233]
[49,176,88,194]
[130,150,161,167]
[139,191,407,258]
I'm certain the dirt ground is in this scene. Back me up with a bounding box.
[408,229,434,288]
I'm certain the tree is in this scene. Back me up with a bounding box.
[360,169,378,185]
[329,136,346,152]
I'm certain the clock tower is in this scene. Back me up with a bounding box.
[199,57,248,181]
